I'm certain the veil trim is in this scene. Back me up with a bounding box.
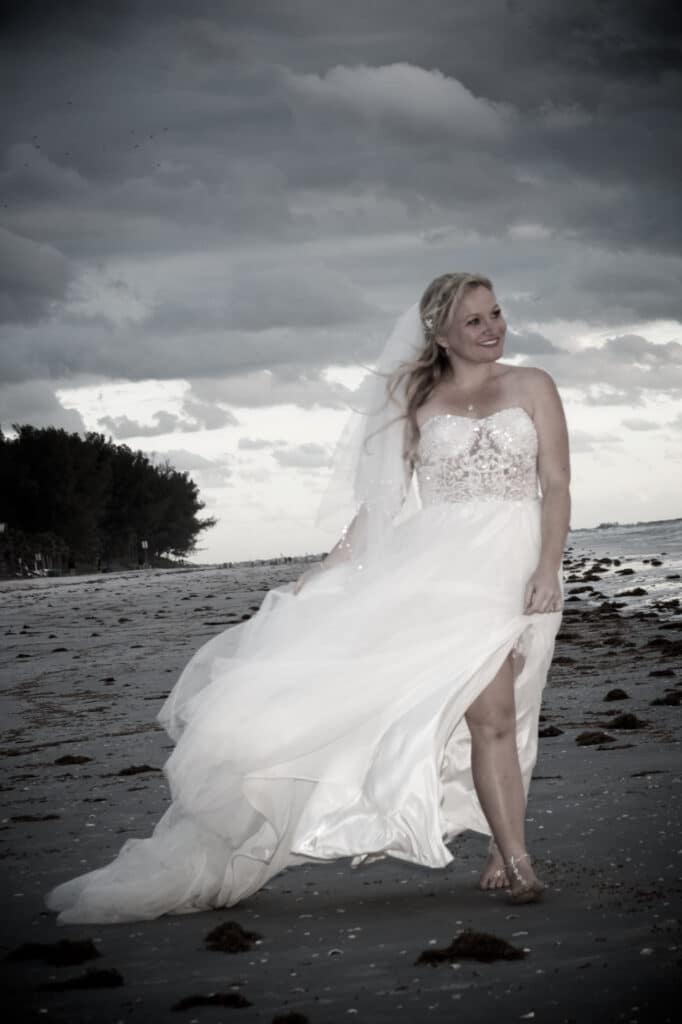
[315,302,425,561]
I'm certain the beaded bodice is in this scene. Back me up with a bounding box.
[415,407,539,505]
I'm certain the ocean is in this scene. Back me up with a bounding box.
[565,517,682,615]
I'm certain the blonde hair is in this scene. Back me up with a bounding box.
[371,272,494,472]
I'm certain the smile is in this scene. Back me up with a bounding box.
[479,337,500,346]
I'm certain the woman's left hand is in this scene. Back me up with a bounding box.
[524,564,562,614]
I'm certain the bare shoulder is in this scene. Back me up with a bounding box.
[506,365,561,413]
[506,364,558,390]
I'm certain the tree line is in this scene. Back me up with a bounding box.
[0,425,216,575]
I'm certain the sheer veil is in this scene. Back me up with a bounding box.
[315,302,425,563]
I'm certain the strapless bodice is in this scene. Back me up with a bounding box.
[415,406,540,505]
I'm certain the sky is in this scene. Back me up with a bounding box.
[1,0,681,562]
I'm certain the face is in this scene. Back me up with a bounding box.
[437,286,506,364]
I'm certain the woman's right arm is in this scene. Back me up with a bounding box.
[293,505,367,594]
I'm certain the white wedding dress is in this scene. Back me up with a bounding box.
[46,406,562,924]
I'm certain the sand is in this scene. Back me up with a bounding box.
[0,558,680,1023]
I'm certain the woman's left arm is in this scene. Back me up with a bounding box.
[524,369,571,614]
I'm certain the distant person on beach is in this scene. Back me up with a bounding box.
[47,272,570,923]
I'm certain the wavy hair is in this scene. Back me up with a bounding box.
[366,272,494,473]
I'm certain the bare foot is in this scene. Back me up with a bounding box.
[479,843,509,890]
[506,852,546,904]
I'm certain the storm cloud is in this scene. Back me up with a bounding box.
[1,0,680,556]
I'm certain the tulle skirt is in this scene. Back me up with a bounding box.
[46,497,561,923]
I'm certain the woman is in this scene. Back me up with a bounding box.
[46,271,569,923]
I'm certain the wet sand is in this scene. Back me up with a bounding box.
[0,557,680,1023]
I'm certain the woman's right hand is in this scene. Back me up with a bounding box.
[293,565,323,595]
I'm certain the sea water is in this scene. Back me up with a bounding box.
[565,517,682,614]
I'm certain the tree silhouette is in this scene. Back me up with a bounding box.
[0,426,216,573]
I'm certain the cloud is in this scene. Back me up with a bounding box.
[238,437,283,450]
[272,442,331,468]
[0,225,71,324]
[0,250,386,384]
[149,447,233,486]
[98,411,195,438]
[582,386,643,407]
[602,333,682,366]
[508,223,553,241]
[525,330,682,402]
[188,371,358,410]
[0,379,86,434]
[2,1,137,41]
[0,2,680,386]
[621,417,660,431]
[98,396,238,438]
[1,142,87,206]
[181,396,238,429]
[567,429,624,454]
[286,62,514,141]
[1,0,681,557]
[505,328,560,356]
[5,230,681,387]
[144,260,376,334]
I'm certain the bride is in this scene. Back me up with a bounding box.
[46,271,570,923]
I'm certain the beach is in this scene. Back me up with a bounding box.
[1,530,680,1023]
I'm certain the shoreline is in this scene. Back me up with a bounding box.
[3,550,679,620]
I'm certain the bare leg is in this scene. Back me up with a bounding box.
[465,653,544,898]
